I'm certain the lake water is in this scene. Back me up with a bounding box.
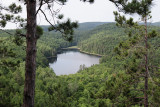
[49,49,100,75]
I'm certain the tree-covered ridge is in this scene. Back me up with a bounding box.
[41,22,160,48]
[1,0,159,106]
[41,22,107,32]
[77,23,160,56]
[0,21,160,106]
[139,21,160,27]
[0,30,72,67]
[78,23,126,55]
[1,58,159,106]
[151,21,160,26]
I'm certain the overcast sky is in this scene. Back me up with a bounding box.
[60,0,160,23]
[1,0,160,29]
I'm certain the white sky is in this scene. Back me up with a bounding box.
[1,0,160,29]
[60,0,160,23]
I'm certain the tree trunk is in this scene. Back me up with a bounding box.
[144,16,149,107]
[23,0,37,107]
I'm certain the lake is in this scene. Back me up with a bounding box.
[49,49,100,75]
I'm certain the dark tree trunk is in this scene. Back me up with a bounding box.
[144,17,149,107]
[23,0,37,107]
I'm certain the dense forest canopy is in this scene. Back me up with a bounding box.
[1,21,160,106]
[0,0,160,106]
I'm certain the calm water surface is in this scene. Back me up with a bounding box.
[49,49,100,75]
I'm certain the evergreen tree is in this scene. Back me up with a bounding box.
[111,0,159,106]
[1,0,95,107]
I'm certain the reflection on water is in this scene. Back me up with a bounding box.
[49,49,100,75]
[47,57,57,63]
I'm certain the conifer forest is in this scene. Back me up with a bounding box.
[0,0,160,107]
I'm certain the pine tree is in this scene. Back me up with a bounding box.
[111,0,159,106]
[0,3,24,69]
[1,0,95,107]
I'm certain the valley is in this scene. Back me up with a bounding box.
[1,22,160,106]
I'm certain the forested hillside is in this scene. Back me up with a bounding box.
[77,23,160,56]
[150,21,160,26]
[0,22,160,106]
[77,23,126,56]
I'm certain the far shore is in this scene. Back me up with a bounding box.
[62,46,104,57]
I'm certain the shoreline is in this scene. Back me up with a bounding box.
[79,50,104,57]
[62,46,104,57]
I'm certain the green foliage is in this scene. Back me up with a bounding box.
[111,0,160,106]
[36,25,43,39]
[0,22,159,106]
[77,23,127,56]
[0,3,25,28]
[0,37,20,68]
[148,30,157,38]
[57,14,64,19]
[0,20,6,27]
[82,0,94,3]
[9,3,22,14]
[13,29,24,46]
[48,19,78,42]
[110,0,153,17]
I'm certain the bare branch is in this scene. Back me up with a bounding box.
[40,9,63,34]
[36,0,44,16]
[46,2,56,25]
[40,9,54,27]
[54,0,64,5]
